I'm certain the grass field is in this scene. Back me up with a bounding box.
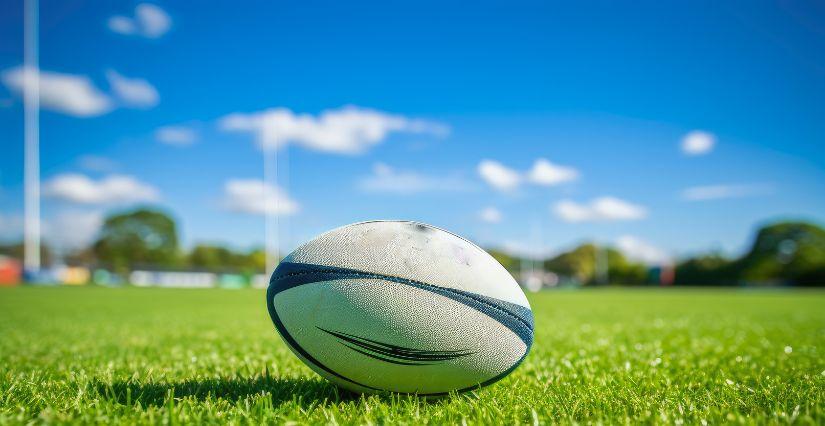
[1,287,823,424]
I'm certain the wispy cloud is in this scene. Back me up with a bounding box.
[219,106,449,155]
[222,179,299,215]
[108,4,171,38]
[527,159,580,186]
[156,125,197,146]
[1,66,112,117]
[681,183,773,201]
[43,174,159,205]
[681,130,716,156]
[1,67,160,116]
[553,197,647,222]
[477,160,521,191]
[616,235,670,265]
[478,158,579,192]
[106,70,159,108]
[359,163,475,194]
[479,207,503,223]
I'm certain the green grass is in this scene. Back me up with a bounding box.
[0,287,823,424]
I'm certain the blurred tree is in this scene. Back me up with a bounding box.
[0,242,52,267]
[674,254,736,285]
[544,244,598,283]
[544,243,648,285]
[674,221,825,286]
[245,248,267,273]
[606,250,648,285]
[93,208,180,272]
[62,247,97,267]
[189,244,235,271]
[735,221,825,286]
[187,245,267,274]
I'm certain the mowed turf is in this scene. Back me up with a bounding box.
[0,287,823,424]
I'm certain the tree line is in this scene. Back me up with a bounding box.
[1,208,267,275]
[489,221,825,286]
[1,208,823,286]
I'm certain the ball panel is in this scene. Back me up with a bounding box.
[270,260,534,348]
[271,278,528,394]
[282,221,530,309]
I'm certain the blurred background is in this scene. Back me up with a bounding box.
[0,0,824,289]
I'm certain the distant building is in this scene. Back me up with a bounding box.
[130,270,217,288]
[0,256,21,286]
[92,269,124,286]
[61,266,91,285]
[218,274,247,289]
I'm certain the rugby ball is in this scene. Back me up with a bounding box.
[266,221,533,395]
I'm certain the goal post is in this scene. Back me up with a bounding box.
[23,0,41,275]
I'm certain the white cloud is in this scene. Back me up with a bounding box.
[681,183,773,201]
[77,155,118,172]
[477,160,521,191]
[46,210,103,249]
[219,106,449,155]
[1,66,112,117]
[478,158,579,191]
[479,207,503,223]
[681,130,716,155]
[527,158,579,186]
[553,201,593,222]
[106,70,159,108]
[108,4,171,38]
[108,16,137,35]
[156,125,197,146]
[358,162,474,194]
[2,67,158,116]
[616,235,670,265]
[223,179,299,216]
[43,174,159,205]
[553,197,647,222]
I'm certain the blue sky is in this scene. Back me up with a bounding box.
[1,0,824,263]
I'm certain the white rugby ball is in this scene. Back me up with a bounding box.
[266,221,533,395]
